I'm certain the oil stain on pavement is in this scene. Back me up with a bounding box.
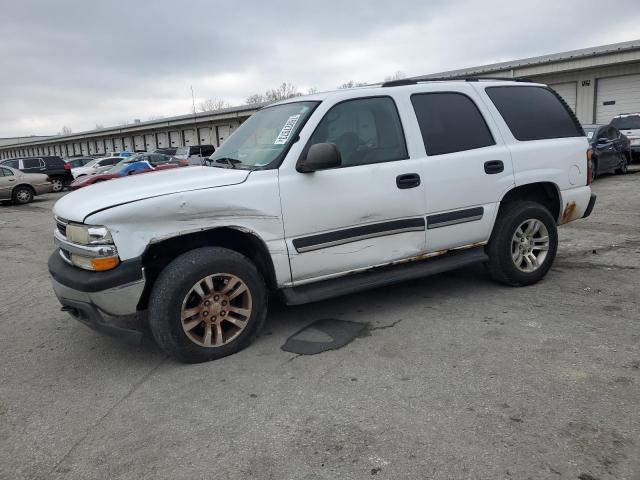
[281,318,366,355]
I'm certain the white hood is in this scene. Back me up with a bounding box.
[54,166,250,222]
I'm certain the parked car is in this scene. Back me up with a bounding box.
[107,151,134,158]
[0,156,72,192]
[610,113,640,161]
[152,147,178,156]
[71,156,121,178]
[65,156,98,169]
[0,165,52,204]
[173,144,215,165]
[49,79,596,363]
[69,155,183,189]
[582,124,630,181]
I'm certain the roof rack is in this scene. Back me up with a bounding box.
[381,76,533,87]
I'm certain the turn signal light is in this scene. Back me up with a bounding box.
[91,257,120,271]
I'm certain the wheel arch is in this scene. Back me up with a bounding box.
[498,182,562,223]
[12,183,36,196]
[137,226,277,311]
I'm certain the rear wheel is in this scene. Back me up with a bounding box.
[12,186,34,204]
[50,177,64,192]
[589,158,598,183]
[486,201,558,286]
[148,247,267,363]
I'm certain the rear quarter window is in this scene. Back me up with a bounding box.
[485,86,583,141]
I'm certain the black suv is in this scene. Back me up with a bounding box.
[1,156,73,192]
[173,144,215,165]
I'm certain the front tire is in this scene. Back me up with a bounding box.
[615,154,629,174]
[148,247,267,363]
[486,201,558,286]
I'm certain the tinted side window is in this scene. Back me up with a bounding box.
[307,96,407,167]
[411,92,495,156]
[23,158,42,168]
[3,159,19,168]
[486,86,583,141]
[200,145,215,156]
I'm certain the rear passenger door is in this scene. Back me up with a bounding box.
[410,88,514,251]
[22,158,45,174]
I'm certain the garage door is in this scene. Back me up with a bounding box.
[96,140,105,154]
[169,131,181,146]
[134,135,144,151]
[596,73,640,124]
[145,134,156,151]
[157,132,169,148]
[123,137,134,151]
[549,82,577,113]
[217,125,230,146]
[183,129,196,145]
[198,127,212,145]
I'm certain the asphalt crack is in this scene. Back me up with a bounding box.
[368,318,404,331]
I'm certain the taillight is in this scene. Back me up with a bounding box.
[63,163,71,170]
[586,148,593,185]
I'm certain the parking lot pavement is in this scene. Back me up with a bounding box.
[1,171,639,480]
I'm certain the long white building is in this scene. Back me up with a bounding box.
[2,39,640,160]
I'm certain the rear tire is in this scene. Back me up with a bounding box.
[486,201,558,286]
[50,177,64,192]
[148,247,267,363]
[12,186,34,204]
[589,158,598,183]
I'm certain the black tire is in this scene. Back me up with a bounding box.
[148,247,267,363]
[50,177,64,192]
[615,154,629,174]
[486,201,558,286]
[12,185,34,204]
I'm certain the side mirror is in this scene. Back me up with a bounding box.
[297,143,341,173]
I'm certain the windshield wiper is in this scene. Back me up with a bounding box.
[212,157,244,169]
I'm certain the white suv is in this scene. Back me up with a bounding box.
[49,78,596,363]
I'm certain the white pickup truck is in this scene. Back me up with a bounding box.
[49,78,596,363]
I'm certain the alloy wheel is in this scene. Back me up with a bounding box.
[180,273,253,347]
[51,178,63,192]
[511,219,550,272]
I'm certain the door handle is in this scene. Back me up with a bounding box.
[484,160,504,174]
[8,179,15,182]
[396,173,421,189]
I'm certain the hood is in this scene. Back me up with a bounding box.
[54,166,251,222]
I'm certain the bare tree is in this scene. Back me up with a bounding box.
[384,71,407,82]
[198,98,232,112]
[95,123,104,130]
[246,93,265,105]
[306,87,319,95]
[337,80,368,89]
[58,126,72,135]
[246,82,303,105]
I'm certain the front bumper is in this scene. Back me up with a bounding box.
[48,251,146,344]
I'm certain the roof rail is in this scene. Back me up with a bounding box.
[381,76,534,87]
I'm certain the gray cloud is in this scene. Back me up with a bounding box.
[1,0,639,136]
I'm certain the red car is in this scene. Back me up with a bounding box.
[70,154,187,190]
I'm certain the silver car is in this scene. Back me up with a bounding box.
[0,165,52,204]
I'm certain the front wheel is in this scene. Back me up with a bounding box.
[615,154,629,174]
[148,247,267,363]
[12,186,34,204]
[486,201,558,286]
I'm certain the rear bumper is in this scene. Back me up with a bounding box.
[48,251,146,343]
[559,186,593,224]
[582,194,597,219]
[34,182,53,195]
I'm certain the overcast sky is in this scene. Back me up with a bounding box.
[2,0,640,137]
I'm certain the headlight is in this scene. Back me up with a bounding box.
[66,224,113,245]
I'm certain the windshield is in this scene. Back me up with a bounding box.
[207,101,318,168]
[611,115,640,130]
[174,147,189,160]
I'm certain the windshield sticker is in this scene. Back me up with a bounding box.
[274,114,301,144]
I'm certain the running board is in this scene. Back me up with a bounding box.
[281,247,488,306]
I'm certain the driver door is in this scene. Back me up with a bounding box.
[279,96,428,284]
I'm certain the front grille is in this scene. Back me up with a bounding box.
[55,217,68,237]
